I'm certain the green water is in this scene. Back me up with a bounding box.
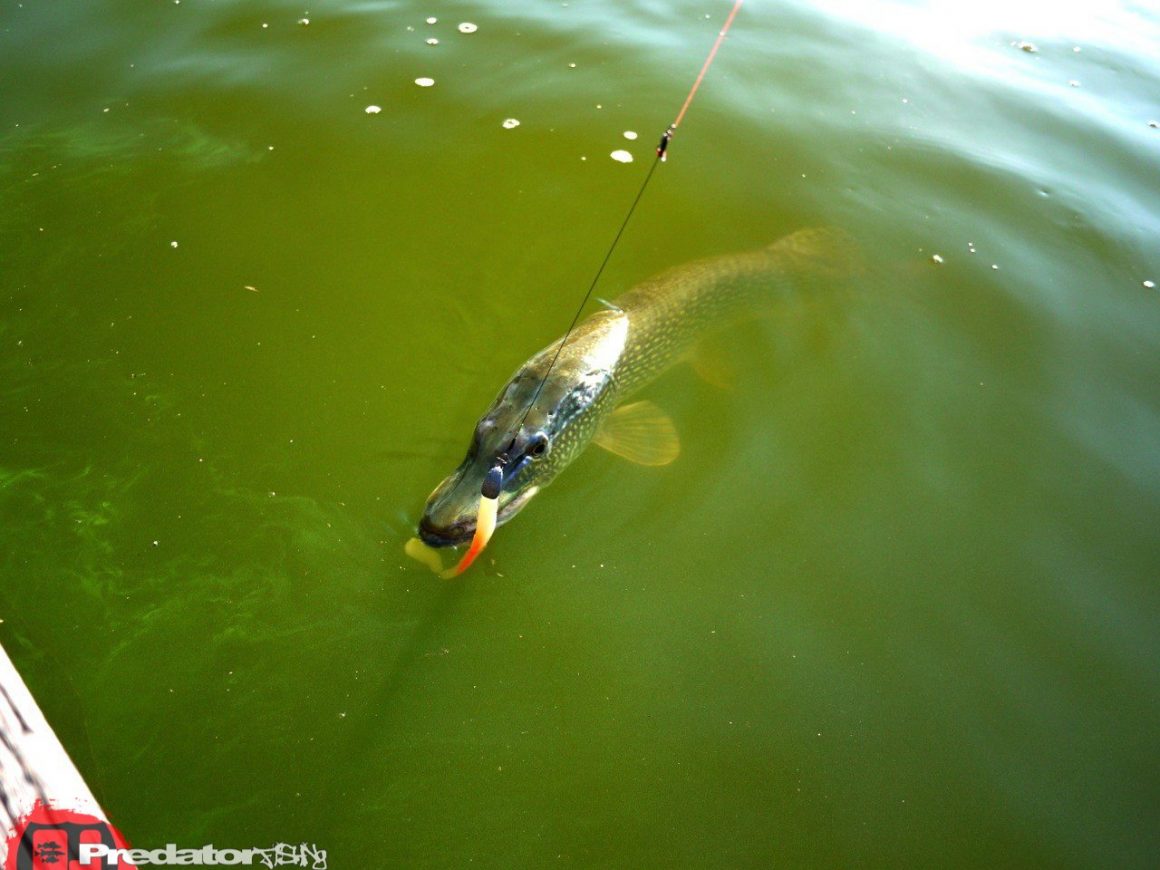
[2,0,1158,866]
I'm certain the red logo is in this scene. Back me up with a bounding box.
[3,802,134,870]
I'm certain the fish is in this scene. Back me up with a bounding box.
[417,228,848,554]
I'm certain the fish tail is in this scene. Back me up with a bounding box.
[766,227,862,280]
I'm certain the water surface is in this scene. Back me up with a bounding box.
[1,0,1158,866]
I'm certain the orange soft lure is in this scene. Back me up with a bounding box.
[439,491,498,579]
[433,462,504,578]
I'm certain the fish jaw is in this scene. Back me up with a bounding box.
[419,462,540,548]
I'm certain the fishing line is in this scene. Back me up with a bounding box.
[509,0,745,449]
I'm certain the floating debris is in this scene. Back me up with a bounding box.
[414,77,435,87]
[967,241,976,253]
[458,22,478,34]
[1149,120,1159,129]
[1068,80,1080,87]
[1144,280,1156,289]
[244,285,259,293]
[623,130,638,140]
[930,253,944,264]
[169,240,179,249]
[610,149,634,164]
[426,37,439,46]
[298,17,310,26]
[502,118,520,129]
[426,16,437,24]
[365,105,382,114]
[1015,40,1038,53]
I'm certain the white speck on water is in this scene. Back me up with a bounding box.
[967,242,977,253]
[426,37,439,45]
[991,263,1000,270]
[502,118,520,129]
[261,22,268,29]
[298,17,310,26]
[1068,79,1081,88]
[414,77,435,87]
[365,104,382,114]
[169,240,179,249]
[458,22,477,33]
[930,253,944,264]
[610,149,634,163]
[596,103,603,109]
[426,16,437,24]
[568,62,577,69]
[1016,40,1037,53]
[623,130,637,140]
[1144,280,1156,289]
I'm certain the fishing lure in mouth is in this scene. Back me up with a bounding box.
[405,463,503,579]
[440,464,502,578]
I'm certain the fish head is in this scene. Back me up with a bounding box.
[418,360,613,548]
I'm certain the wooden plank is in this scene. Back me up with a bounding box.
[0,642,109,861]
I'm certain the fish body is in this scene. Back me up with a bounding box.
[419,229,843,548]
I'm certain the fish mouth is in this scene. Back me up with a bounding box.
[418,514,471,548]
[418,486,540,549]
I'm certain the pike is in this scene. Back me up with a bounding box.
[407,0,775,576]
[411,229,847,574]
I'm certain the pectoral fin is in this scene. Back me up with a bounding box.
[593,400,680,466]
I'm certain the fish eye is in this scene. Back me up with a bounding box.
[528,432,549,458]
